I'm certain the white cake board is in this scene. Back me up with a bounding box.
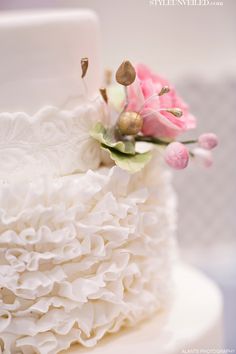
[63,264,223,354]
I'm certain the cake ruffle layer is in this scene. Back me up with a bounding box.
[0,153,176,354]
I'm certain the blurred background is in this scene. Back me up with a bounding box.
[1,0,235,349]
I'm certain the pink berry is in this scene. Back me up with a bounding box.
[164,142,189,170]
[192,148,213,168]
[198,133,218,150]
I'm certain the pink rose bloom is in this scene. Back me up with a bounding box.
[127,64,196,138]
[164,142,189,170]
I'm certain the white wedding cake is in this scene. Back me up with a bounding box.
[0,9,223,354]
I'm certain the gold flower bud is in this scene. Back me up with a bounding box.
[99,87,108,103]
[81,57,89,78]
[159,86,170,96]
[166,108,183,117]
[105,69,113,86]
[115,60,136,86]
[118,111,143,136]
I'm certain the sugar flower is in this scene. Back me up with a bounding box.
[164,142,189,170]
[192,148,213,168]
[127,64,196,139]
[90,59,218,173]
[198,133,218,150]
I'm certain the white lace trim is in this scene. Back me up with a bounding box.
[0,97,109,182]
[0,152,177,354]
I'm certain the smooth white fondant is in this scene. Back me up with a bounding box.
[0,152,177,354]
[0,10,101,113]
[64,264,223,354]
[0,97,110,181]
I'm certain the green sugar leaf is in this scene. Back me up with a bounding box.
[90,122,135,155]
[102,146,152,173]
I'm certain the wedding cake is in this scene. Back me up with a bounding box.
[0,9,223,354]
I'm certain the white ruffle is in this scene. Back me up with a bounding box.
[0,97,109,182]
[0,152,177,354]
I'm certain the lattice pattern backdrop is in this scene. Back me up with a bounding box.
[173,77,236,254]
[173,78,236,348]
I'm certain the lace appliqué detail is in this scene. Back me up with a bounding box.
[0,98,108,181]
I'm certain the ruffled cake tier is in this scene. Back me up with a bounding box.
[0,153,177,354]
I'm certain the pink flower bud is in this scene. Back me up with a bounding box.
[198,133,218,150]
[192,148,213,168]
[164,142,189,170]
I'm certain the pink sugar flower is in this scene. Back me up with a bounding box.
[164,142,189,170]
[198,133,218,150]
[192,148,213,168]
[127,64,196,139]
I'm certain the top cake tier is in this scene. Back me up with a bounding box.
[0,9,101,113]
[0,10,109,182]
